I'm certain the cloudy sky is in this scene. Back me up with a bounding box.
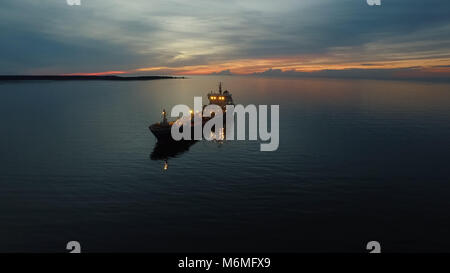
[1,0,449,79]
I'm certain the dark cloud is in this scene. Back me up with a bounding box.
[210,69,233,75]
[251,67,450,82]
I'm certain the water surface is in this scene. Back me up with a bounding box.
[0,76,449,252]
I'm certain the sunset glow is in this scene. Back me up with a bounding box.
[65,56,450,78]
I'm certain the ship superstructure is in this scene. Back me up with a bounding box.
[149,82,234,142]
[207,82,234,109]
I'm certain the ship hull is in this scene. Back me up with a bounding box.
[149,115,227,142]
[149,124,174,142]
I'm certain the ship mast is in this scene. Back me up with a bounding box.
[162,109,168,125]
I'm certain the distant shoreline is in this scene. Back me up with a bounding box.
[0,75,184,81]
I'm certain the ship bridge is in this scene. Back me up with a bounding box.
[207,82,234,108]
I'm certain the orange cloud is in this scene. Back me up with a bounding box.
[62,55,450,78]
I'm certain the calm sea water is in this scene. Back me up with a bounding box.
[0,76,450,252]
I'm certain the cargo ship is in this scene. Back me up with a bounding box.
[149,82,233,142]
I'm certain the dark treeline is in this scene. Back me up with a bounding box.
[0,75,184,81]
